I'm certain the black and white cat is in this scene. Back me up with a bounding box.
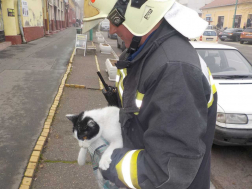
[66,106,123,170]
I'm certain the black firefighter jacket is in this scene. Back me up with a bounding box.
[102,21,218,189]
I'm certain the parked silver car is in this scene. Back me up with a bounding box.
[108,32,117,39]
[99,19,110,31]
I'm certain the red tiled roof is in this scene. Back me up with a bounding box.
[201,0,252,10]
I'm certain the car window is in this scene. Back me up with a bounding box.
[197,49,252,75]
[224,51,252,72]
[203,31,217,36]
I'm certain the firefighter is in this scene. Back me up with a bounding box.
[83,0,217,188]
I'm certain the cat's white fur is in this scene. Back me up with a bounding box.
[69,106,123,170]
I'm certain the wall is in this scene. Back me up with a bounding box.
[2,0,22,44]
[22,0,43,27]
[2,0,18,36]
[202,3,252,28]
[21,0,44,42]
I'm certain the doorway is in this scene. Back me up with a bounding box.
[54,6,57,30]
[234,15,242,28]
[218,16,224,29]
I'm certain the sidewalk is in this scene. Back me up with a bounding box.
[21,31,216,189]
[22,32,120,189]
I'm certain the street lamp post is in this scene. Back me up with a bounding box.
[232,0,238,28]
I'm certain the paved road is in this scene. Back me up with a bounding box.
[210,40,252,189]
[0,28,76,189]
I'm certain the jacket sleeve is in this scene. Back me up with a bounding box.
[102,62,212,189]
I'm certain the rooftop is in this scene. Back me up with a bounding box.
[201,0,252,10]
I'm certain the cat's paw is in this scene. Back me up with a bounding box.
[99,156,112,170]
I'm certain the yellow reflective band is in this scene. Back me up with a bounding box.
[115,70,120,88]
[116,152,131,188]
[208,84,216,108]
[212,84,217,94]
[136,91,144,101]
[134,91,145,115]
[116,68,127,107]
[207,68,217,108]
[116,150,143,189]
[130,150,143,189]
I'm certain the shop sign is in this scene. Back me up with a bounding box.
[22,0,29,17]
[76,34,87,48]
[75,34,87,56]
[8,9,15,17]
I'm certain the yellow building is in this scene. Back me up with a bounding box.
[201,0,252,29]
[43,0,66,34]
[0,0,22,44]
[0,0,44,45]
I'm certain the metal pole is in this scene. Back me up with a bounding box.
[232,0,238,28]
[89,29,93,41]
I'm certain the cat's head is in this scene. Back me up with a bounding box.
[66,112,100,141]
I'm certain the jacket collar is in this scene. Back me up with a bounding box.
[116,21,178,69]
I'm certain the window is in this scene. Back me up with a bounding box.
[197,49,252,75]
[203,31,217,36]
[206,17,212,22]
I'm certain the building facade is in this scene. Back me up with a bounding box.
[0,0,77,45]
[201,0,252,28]
[21,0,44,42]
[43,0,66,34]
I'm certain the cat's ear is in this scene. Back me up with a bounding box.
[66,114,79,123]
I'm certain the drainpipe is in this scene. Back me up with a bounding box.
[17,0,26,43]
[46,0,50,34]
[232,0,238,28]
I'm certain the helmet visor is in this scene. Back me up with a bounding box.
[83,0,100,19]
[82,0,106,33]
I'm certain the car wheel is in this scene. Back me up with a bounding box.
[121,42,126,51]
[240,40,244,44]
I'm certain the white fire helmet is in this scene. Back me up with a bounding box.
[83,0,208,39]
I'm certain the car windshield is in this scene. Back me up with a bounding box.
[203,31,217,36]
[197,49,252,78]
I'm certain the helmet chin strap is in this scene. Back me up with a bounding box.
[127,36,142,55]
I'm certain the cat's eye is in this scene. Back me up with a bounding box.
[87,120,95,127]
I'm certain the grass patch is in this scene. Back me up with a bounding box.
[44,160,77,164]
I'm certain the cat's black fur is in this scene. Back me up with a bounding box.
[68,111,100,141]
